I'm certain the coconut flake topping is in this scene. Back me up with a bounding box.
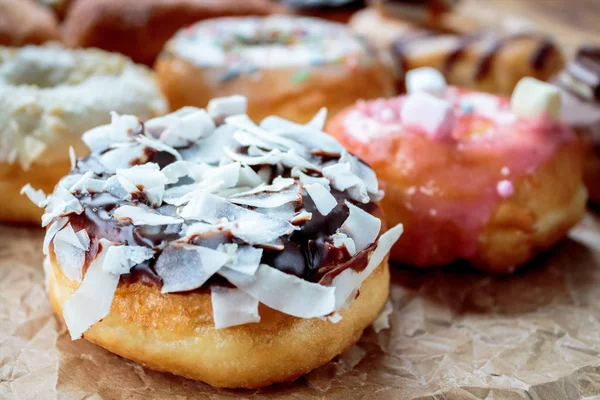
[27,95,403,334]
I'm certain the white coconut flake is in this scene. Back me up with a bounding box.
[53,224,89,282]
[291,210,313,225]
[307,107,328,131]
[220,264,337,318]
[82,124,117,153]
[145,107,200,134]
[43,217,68,255]
[211,286,260,329]
[207,95,247,118]
[102,245,155,275]
[62,239,119,340]
[260,115,344,155]
[156,244,230,293]
[372,299,393,333]
[224,147,319,171]
[159,109,216,147]
[136,135,182,161]
[180,125,235,164]
[305,183,337,216]
[228,114,306,154]
[113,205,183,226]
[333,224,403,309]
[98,144,146,172]
[180,192,297,244]
[41,188,83,227]
[68,171,105,194]
[218,243,262,276]
[292,168,330,189]
[340,201,381,252]
[340,152,379,195]
[20,184,47,207]
[116,163,169,206]
[238,164,262,187]
[331,232,357,256]
[322,163,369,203]
[69,146,76,170]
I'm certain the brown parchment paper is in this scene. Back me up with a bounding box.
[2,212,600,400]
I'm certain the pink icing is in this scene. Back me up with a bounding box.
[332,87,576,266]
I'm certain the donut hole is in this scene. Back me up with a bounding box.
[0,47,127,88]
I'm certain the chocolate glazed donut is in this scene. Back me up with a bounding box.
[554,46,600,205]
[391,31,564,95]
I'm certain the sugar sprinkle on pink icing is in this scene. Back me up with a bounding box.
[496,180,515,198]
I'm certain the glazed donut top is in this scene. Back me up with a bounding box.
[0,46,167,169]
[329,82,575,264]
[167,16,375,76]
[24,96,402,335]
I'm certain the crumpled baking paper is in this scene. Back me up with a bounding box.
[2,212,600,399]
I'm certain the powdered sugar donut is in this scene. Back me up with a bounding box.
[25,97,402,388]
[156,15,395,123]
[1,45,167,223]
[327,77,586,272]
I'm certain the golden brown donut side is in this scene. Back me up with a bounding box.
[48,253,391,388]
[61,0,274,65]
[0,0,60,46]
[377,143,586,272]
[155,54,396,123]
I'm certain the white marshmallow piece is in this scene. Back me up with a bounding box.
[405,67,447,95]
[511,77,561,121]
[401,92,456,141]
[207,95,248,118]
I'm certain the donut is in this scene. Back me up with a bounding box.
[350,8,564,96]
[327,72,586,272]
[155,15,395,123]
[279,0,366,23]
[553,46,600,205]
[61,0,274,65]
[1,45,167,224]
[0,0,60,46]
[25,96,402,388]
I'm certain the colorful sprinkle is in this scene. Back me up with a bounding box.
[460,102,474,113]
[219,66,241,82]
[292,70,311,83]
[496,180,515,198]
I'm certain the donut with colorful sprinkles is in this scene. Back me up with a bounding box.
[24,96,402,388]
[155,15,395,123]
[327,69,586,272]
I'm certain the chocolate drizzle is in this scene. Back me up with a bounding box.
[65,149,379,288]
[392,30,558,82]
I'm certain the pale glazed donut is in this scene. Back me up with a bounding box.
[327,82,586,272]
[0,45,167,224]
[155,16,395,123]
[0,0,60,46]
[349,8,564,96]
[26,96,402,388]
[61,0,274,65]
